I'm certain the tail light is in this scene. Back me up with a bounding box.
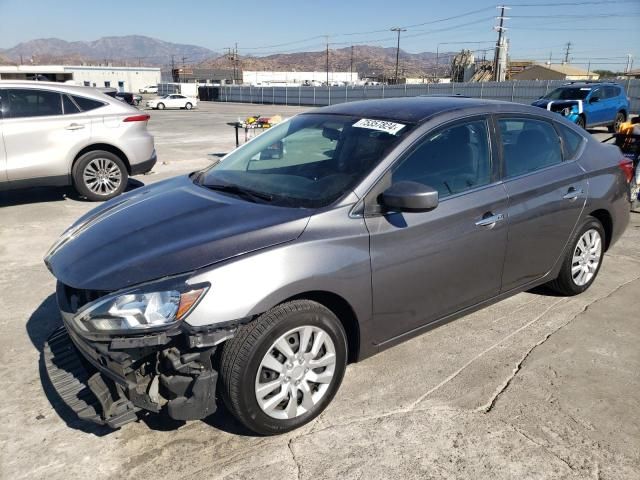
[618,158,634,183]
[123,114,150,122]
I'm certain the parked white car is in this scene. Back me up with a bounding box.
[146,94,197,110]
[139,85,158,94]
[0,81,156,201]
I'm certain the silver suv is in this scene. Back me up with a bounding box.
[0,81,156,201]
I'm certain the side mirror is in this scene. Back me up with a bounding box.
[380,181,439,213]
[589,96,599,104]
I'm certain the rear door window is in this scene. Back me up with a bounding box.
[72,95,106,112]
[555,123,585,160]
[6,89,63,118]
[498,118,563,178]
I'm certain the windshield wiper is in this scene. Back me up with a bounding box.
[204,183,274,203]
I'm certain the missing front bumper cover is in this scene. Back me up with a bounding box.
[43,326,218,428]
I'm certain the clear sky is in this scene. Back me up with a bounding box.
[0,0,638,71]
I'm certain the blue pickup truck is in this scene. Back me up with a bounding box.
[532,82,629,132]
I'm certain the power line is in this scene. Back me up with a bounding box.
[506,0,637,6]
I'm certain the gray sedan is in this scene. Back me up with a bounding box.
[44,97,631,435]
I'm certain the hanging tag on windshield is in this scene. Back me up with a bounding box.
[353,118,406,135]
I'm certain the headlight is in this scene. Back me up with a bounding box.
[72,288,207,333]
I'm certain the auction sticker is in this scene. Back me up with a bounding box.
[353,118,405,135]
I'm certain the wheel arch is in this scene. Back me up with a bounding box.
[588,209,613,251]
[73,143,131,175]
[282,291,361,363]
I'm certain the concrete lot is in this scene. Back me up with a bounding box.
[0,102,639,479]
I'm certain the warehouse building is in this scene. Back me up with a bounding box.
[0,65,161,92]
[243,70,359,86]
[512,63,599,81]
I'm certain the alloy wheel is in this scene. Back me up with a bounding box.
[571,228,602,286]
[255,325,336,420]
[83,158,122,196]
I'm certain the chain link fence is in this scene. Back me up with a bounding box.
[213,79,640,114]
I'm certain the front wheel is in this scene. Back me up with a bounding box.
[219,300,348,435]
[546,216,604,296]
[575,115,586,129]
[156,102,165,110]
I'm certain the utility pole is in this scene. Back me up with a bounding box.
[324,35,329,86]
[391,27,406,85]
[492,6,510,81]
[171,55,176,82]
[181,56,188,83]
[563,42,571,64]
[626,53,633,74]
[234,42,239,84]
[350,45,354,84]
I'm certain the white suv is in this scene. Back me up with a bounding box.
[0,81,156,201]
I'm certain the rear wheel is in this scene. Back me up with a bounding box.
[547,216,604,296]
[608,111,626,133]
[219,300,348,435]
[185,102,193,110]
[72,150,128,201]
[575,115,586,129]
[157,102,165,110]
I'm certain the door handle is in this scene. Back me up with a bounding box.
[563,187,583,201]
[65,123,85,130]
[475,212,505,227]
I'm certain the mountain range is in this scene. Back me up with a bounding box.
[0,35,217,67]
[0,35,452,77]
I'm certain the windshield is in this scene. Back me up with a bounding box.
[198,113,413,208]
[543,87,591,100]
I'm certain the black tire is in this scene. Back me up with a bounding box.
[219,300,348,435]
[185,102,192,110]
[157,102,165,110]
[72,150,128,201]
[608,111,626,133]
[546,216,605,296]
[575,115,586,129]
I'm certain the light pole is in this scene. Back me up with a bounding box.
[391,27,406,85]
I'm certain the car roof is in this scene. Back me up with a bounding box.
[307,96,538,124]
[0,80,111,97]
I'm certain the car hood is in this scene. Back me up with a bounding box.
[45,175,311,291]
[531,98,583,113]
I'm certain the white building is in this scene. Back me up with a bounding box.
[243,71,359,86]
[0,65,161,92]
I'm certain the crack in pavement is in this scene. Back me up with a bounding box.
[288,437,302,480]
[407,297,568,411]
[510,424,576,473]
[288,274,640,448]
[478,274,640,414]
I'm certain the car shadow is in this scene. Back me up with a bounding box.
[26,294,113,436]
[28,294,256,437]
[0,179,145,207]
[527,284,566,297]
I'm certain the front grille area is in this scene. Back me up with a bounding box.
[59,283,109,313]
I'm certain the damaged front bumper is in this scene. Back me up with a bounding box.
[44,284,236,429]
